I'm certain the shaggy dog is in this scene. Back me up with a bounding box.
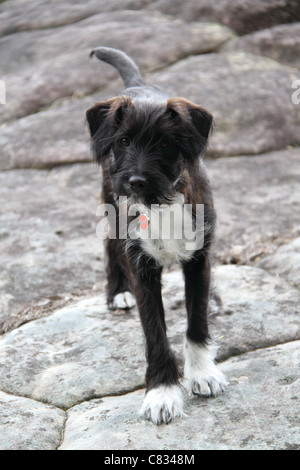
[86,47,227,425]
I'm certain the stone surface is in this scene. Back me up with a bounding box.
[152,53,300,157]
[149,0,300,35]
[2,52,299,170]
[3,0,300,38]
[0,294,145,409]
[258,237,300,289]
[0,11,233,123]
[222,23,300,68]
[211,265,300,361]
[0,164,104,333]
[59,341,300,450]
[0,266,299,409]
[1,0,300,451]
[206,148,300,264]
[0,0,153,37]
[0,95,97,170]
[0,390,65,450]
[1,149,299,334]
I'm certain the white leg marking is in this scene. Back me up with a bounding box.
[140,385,184,425]
[109,291,136,310]
[184,338,228,397]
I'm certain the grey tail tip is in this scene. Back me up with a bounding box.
[89,46,145,88]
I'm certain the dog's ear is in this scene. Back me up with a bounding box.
[86,97,133,163]
[166,98,213,159]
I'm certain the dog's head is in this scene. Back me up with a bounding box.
[86,96,213,205]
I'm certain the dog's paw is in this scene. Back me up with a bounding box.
[184,339,228,397]
[186,368,227,397]
[140,385,184,425]
[108,291,136,310]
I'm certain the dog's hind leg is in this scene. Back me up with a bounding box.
[182,255,227,397]
[105,237,136,310]
[100,160,135,311]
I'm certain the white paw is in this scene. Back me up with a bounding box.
[109,291,136,310]
[140,385,184,425]
[184,339,228,397]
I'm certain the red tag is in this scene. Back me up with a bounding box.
[139,214,149,230]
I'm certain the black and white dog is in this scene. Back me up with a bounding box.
[86,47,227,425]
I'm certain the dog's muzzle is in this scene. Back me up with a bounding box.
[129,175,147,195]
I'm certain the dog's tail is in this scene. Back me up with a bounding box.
[90,47,145,88]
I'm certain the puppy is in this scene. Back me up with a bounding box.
[86,47,227,425]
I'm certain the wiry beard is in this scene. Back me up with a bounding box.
[112,176,177,208]
[118,188,176,208]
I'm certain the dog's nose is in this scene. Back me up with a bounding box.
[129,175,147,193]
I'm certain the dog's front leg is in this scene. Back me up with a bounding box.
[129,257,183,424]
[183,256,227,397]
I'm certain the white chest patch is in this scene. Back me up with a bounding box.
[127,193,206,267]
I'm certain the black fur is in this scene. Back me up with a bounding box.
[86,48,219,423]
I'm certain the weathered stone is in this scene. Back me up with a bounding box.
[149,0,300,35]
[163,266,300,361]
[0,390,65,450]
[0,0,153,37]
[59,341,300,450]
[211,265,300,360]
[0,95,98,170]
[1,0,299,452]
[0,266,299,409]
[205,148,300,265]
[1,149,299,333]
[0,11,233,123]
[0,165,104,333]
[2,52,299,170]
[151,53,300,157]
[222,23,300,68]
[0,294,146,409]
[258,237,300,289]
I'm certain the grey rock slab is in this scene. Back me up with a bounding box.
[258,237,300,289]
[0,266,299,409]
[164,266,300,361]
[0,94,98,170]
[2,52,299,170]
[149,0,300,35]
[222,23,300,69]
[0,12,232,77]
[0,84,124,171]
[0,294,146,409]
[206,148,300,264]
[59,341,300,450]
[151,52,300,157]
[211,265,300,360]
[1,148,299,333]
[0,10,233,123]
[0,0,153,37]
[0,164,104,333]
[0,390,65,450]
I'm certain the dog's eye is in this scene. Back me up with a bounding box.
[120,137,130,147]
[160,139,169,149]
